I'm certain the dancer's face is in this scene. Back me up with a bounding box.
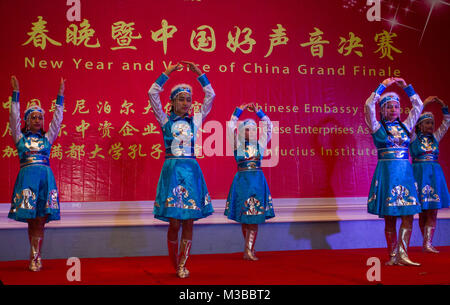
[245,126,257,142]
[172,92,192,116]
[28,112,43,133]
[419,119,434,135]
[383,101,400,122]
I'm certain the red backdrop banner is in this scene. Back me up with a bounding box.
[0,0,449,203]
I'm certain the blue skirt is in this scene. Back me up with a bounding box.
[225,169,275,224]
[8,165,60,223]
[368,160,421,217]
[153,158,213,222]
[412,162,450,210]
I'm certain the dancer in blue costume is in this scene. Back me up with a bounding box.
[225,103,274,260]
[8,76,65,271]
[410,96,450,253]
[365,77,423,266]
[148,61,215,278]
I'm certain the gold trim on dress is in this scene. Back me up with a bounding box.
[378,149,408,160]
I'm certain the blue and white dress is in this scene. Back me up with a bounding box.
[224,108,275,224]
[8,92,64,223]
[148,73,215,222]
[410,108,450,210]
[364,84,423,217]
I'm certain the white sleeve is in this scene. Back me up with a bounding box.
[148,74,169,127]
[364,92,381,134]
[258,111,273,149]
[434,114,450,143]
[9,91,23,144]
[226,109,240,150]
[46,103,64,144]
[402,93,424,133]
[198,74,215,122]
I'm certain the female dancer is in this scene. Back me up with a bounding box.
[8,75,65,271]
[410,96,450,253]
[364,77,423,266]
[148,61,215,278]
[225,103,275,260]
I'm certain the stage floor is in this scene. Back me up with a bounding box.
[1,247,449,285]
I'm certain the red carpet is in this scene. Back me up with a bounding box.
[1,247,449,285]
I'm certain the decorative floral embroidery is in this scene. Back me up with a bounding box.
[244,144,259,159]
[45,189,59,210]
[387,125,409,147]
[420,137,434,151]
[243,196,264,215]
[368,180,378,204]
[24,137,45,151]
[16,188,36,210]
[164,185,202,210]
[265,195,273,212]
[421,185,440,203]
[204,193,211,206]
[386,185,418,206]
